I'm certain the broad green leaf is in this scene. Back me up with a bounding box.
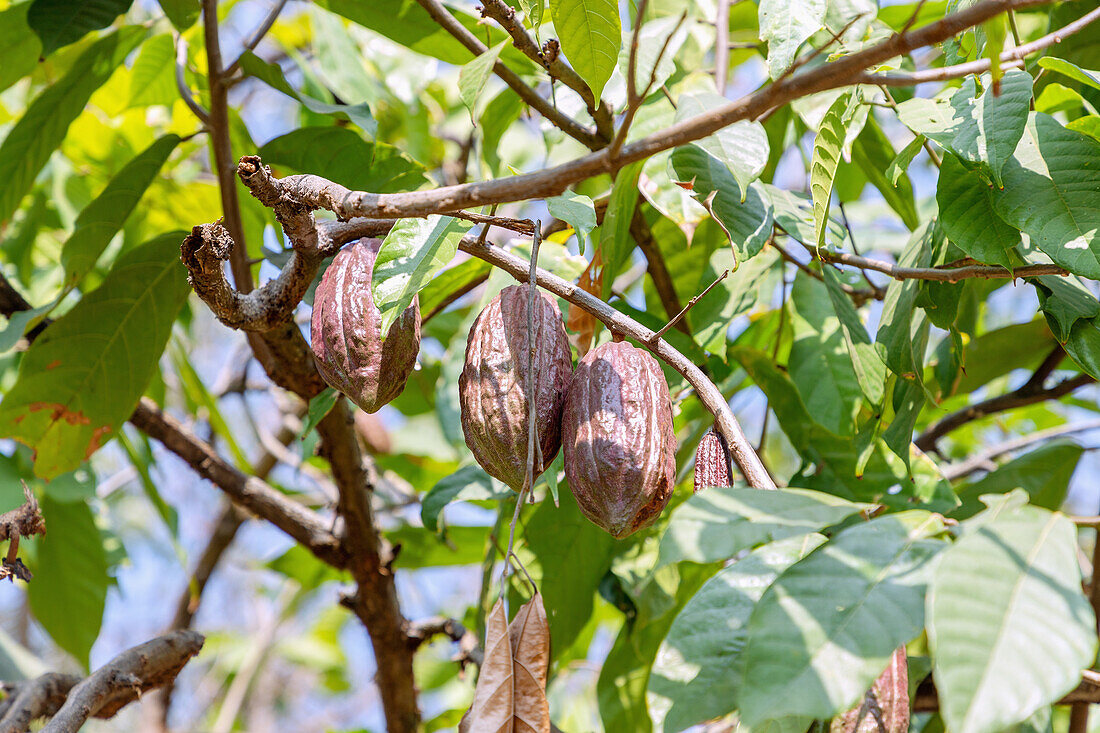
[373,216,472,336]
[953,442,1083,519]
[990,113,1100,279]
[887,134,926,186]
[301,388,340,439]
[0,233,191,478]
[669,145,774,265]
[691,247,779,356]
[789,272,864,435]
[28,495,108,669]
[739,512,946,726]
[546,191,597,253]
[28,0,135,56]
[418,258,492,318]
[420,464,508,533]
[0,4,42,95]
[157,0,199,29]
[524,482,616,652]
[617,16,688,98]
[676,92,769,202]
[766,184,845,246]
[0,27,146,225]
[658,486,867,566]
[758,0,826,78]
[1033,275,1100,342]
[599,161,643,295]
[1063,315,1100,380]
[549,0,620,102]
[386,524,489,568]
[62,135,181,286]
[1038,57,1100,93]
[238,51,377,137]
[876,223,934,381]
[929,494,1097,733]
[937,153,1020,269]
[128,33,179,108]
[811,93,851,248]
[258,126,430,194]
[821,266,887,406]
[955,319,1056,394]
[852,116,919,230]
[896,69,1032,186]
[458,41,505,117]
[649,534,826,732]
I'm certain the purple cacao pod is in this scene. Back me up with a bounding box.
[830,647,909,733]
[693,429,732,493]
[310,238,421,413]
[562,341,676,538]
[459,285,574,491]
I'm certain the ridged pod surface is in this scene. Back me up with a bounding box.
[459,285,573,491]
[310,238,421,414]
[693,429,732,493]
[830,647,909,733]
[562,341,675,538]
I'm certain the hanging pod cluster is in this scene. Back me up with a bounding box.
[459,284,680,538]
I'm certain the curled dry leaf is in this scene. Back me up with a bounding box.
[830,646,910,733]
[566,253,603,357]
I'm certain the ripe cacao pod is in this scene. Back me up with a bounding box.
[310,238,421,414]
[693,429,732,493]
[562,340,675,538]
[459,285,573,491]
[830,647,909,733]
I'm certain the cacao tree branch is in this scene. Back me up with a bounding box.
[412,0,604,150]
[236,0,1047,222]
[630,206,690,330]
[942,418,1100,480]
[0,673,80,733]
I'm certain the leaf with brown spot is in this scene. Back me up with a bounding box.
[508,594,551,733]
[459,599,513,733]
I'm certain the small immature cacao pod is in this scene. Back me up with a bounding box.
[562,340,676,538]
[459,285,574,491]
[310,238,421,413]
[693,429,732,493]
[830,646,909,733]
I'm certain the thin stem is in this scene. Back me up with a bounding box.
[649,269,729,343]
[224,0,289,76]
[715,0,730,92]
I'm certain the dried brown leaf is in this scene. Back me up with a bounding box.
[566,254,603,357]
[508,594,551,733]
[830,646,910,733]
[459,600,513,733]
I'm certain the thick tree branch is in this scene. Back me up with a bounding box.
[238,0,1047,221]
[412,0,603,150]
[0,673,80,733]
[28,631,205,733]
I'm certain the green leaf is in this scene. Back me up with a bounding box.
[157,0,199,29]
[852,116,920,230]
[953,442,1083,519]
[0,4,42,95]
[896,69,1032,186]
[990,113,1100,279]
[418,258,492,319]
[617,15,687,95]
[373,216,472,337]
[811,93,851,248]
[386,524,489,568]
[0,304,54,354]
[599,161,643,294]
[758,0,825,78]
[1033,274,1100,342]
[0,27,146,225]
[128,34,180,108]
[955,318,1056,394]
[61,135,180,286]
[549,0,620,102]
[28,495,108,669]
[821,266,887,406]
[301,388,340,439]
[524,482,616,651]
[258,126,430,194]
[1063,315,1100,380]
[739,512,946,726]
[1037,57,1100,93]
[676,92,769,202]
[788,272,864,435]
[458,41,505,118]
[27,0,135,56]
[766,184,844,246]
[0,233,191,479]
[546,191,597,253]
[658,486,867,566]
[238,51,377,137]
[519,0,543,31]
[648,534,827,732]
[692,247,779,356]
[420,464,508,533]
[669,145,773,265]
[929,493,1097,733]
[887,134,926,186]
[937,153,1020,269]
[876,223,934,381]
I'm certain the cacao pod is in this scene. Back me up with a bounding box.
[830,647,909,733]
[310,238,421,413]
[693,428,732,493]
[459,285,573,491]
[562,340,676,538]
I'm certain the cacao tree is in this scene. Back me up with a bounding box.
[0,0,1099,731]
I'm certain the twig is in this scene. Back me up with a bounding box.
[649,269,729,343]
[770,239,882,303]
[801,242,1068,282]
[715,0,730,92]
[879,86,941,167]
[413,0,603,150]
[0,483,46,583]
[173,35,211,125]
[861,5,1100,85]
[451,210,535,234]
[224,0,289,77]
[943,418,1100,480]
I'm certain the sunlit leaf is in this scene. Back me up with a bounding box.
[28,0,136,56]
[550,0,620,102]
